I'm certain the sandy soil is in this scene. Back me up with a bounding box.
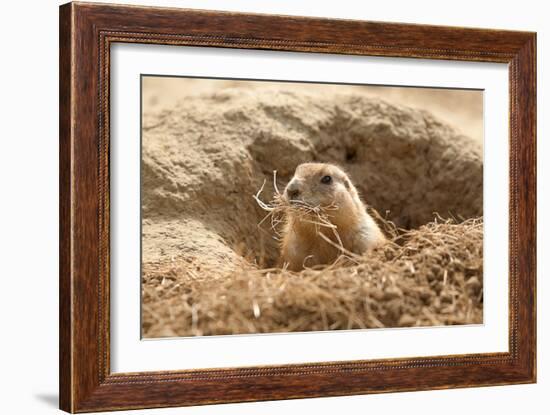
[141,77,483,338]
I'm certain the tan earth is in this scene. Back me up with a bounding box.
[141,78,483,338]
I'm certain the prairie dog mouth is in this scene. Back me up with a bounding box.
[286,199,339,215]
[287,197,308,207]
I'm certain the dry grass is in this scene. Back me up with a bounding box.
[142,217,483,338]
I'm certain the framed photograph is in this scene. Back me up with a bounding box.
[59,2,536,412]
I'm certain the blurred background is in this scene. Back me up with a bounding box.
[143,76,483,144]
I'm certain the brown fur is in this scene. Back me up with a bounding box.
[280,163,386,271]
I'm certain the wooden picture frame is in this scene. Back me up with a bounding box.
[59,2,536,412]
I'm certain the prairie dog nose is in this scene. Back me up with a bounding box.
[285,181,301,200]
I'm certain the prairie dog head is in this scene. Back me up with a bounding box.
[283,163,362,216]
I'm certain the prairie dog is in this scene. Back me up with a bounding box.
[280,163,385,271]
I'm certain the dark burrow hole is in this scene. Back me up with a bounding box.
[345,147,358,162]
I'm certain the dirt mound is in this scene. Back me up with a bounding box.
[141,88,483,337]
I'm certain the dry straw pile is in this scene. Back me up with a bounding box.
[142,217,483,337]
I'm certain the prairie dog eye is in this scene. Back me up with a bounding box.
[320,175,332,184]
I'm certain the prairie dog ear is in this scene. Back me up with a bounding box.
[343,177,352,190]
